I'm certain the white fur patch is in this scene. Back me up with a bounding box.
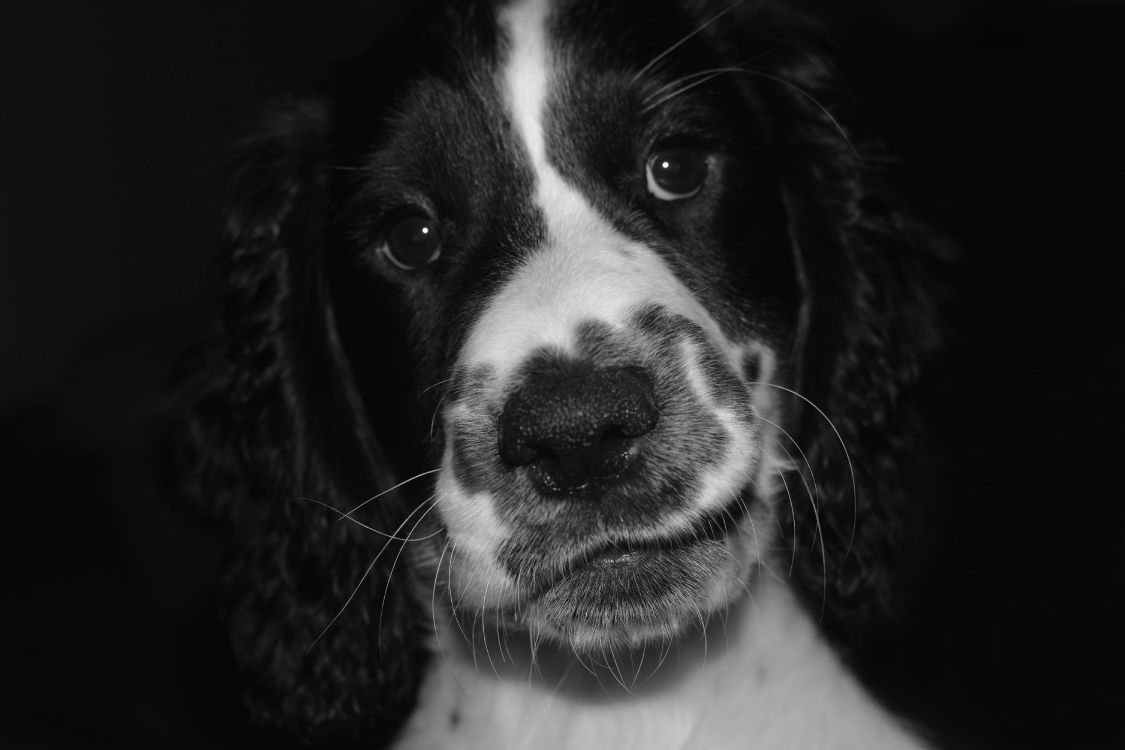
[461,0,738,384]
[436,0,766,592]
[395,578,930,750]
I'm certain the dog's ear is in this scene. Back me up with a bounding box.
[731,9,946,641]
[176,97,426,746]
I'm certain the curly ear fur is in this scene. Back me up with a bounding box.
[177,99,426,746]
[730,8,945,641]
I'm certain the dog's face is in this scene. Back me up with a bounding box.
[192,0,936,738]
[332,0,802,652]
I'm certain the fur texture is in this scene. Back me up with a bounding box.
[176,0,942,746]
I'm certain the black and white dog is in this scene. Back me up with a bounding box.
[181,0,942,747]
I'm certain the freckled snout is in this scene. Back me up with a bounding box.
[497,366,659,495]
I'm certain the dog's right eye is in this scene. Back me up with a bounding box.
[381,214,443,269]
[646,147,709,201]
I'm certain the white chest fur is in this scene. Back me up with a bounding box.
[393,578,927,750]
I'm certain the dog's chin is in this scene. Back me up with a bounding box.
[438,493,765,654]
[525,539,742,651]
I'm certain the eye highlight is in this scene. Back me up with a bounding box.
[381,213,442,269]
[646,147,708,201]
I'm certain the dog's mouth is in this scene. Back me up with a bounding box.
[515,495,753,648]
[564,494,747,575]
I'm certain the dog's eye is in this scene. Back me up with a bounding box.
[646,148,708,201]
[382,214,442,269]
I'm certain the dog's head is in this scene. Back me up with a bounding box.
[180,0,940,743]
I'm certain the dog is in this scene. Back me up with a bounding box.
[178,0,943,746]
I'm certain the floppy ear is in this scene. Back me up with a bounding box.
[177,98,426,745]
[732,9,945,640]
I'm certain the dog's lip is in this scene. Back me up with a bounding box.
[585,547,651,568]
[516,498,753,639]
[559,494,749,576]
[579,535,697,570]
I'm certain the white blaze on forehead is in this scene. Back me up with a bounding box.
[502,0,552,171]
[459,0,736,385]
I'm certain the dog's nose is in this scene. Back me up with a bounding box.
[497,366,658,495]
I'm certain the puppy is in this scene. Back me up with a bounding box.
[180,0,943,747]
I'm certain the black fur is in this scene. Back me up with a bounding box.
[175,0,942,745]
[177,101,429,745]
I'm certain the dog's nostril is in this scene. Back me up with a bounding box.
[504,442,543,467]
[497,366,658,494]
[582,431,641,477]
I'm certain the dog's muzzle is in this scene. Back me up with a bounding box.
[433,307,773,648]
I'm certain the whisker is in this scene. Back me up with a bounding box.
[643,66,863,165]
[630,0,748,86]
[494,579,506,664]
[369,493,440,565]
[698,604,709,661]
[643,49,778,105]
[479,577,499,679]
[759,415,828,618]
[573,646,599,680]
[298,495,441,542]
[643,69,728,112]
[423,378,454,440]
[430,541,454,664]
[551,649,578,693]
[769,465,800,576]
[447,553,473,647]
[605,646,631,693]
[470,591,481,676]
[749,381,859,561]
[432,545,470,699]
[654,637,674,674]
[739,493,767,573]
[758,415,820,522]
[307,553,381,654]
[378,496,443,636]
[526,626,539,692]
[429,394,446,441]
[419,377,454,397]
[339,468,441,521]
[309,492,442,653]
[738,69,864,165]
[632,642,648,689]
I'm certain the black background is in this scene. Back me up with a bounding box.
[1,1,1122,748]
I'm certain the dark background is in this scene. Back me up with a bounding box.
[1,1,1122,748]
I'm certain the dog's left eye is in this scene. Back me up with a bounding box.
[646,148,708,201]
[381,214,442,269]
